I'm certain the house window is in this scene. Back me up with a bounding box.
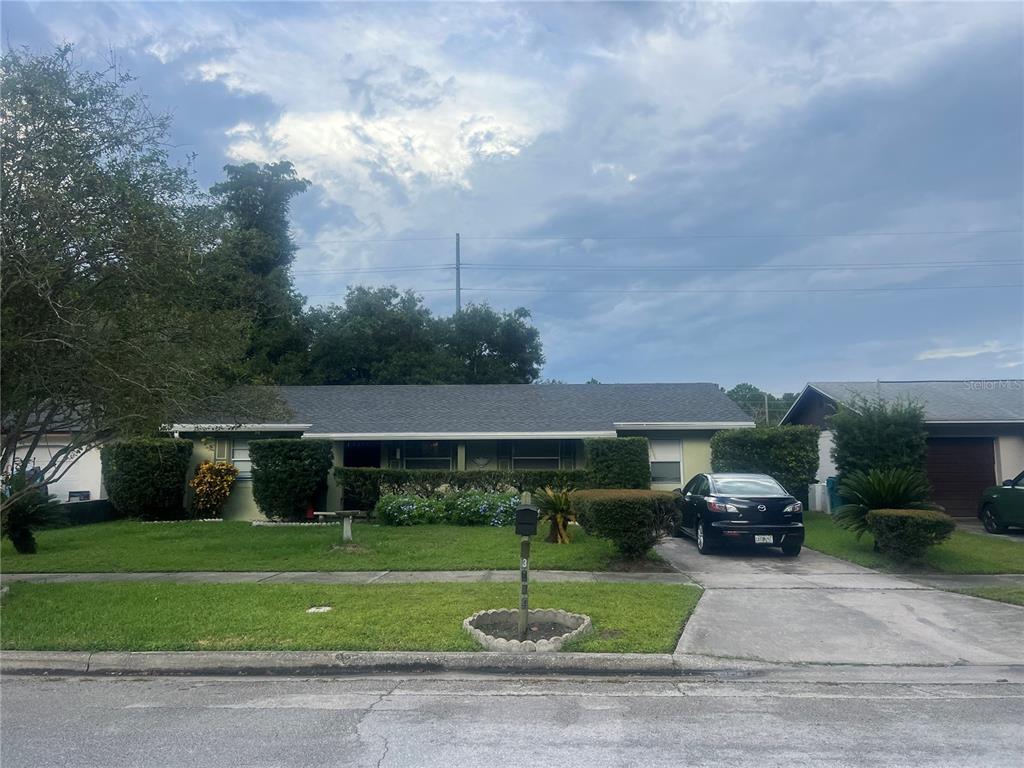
[231,439,252,479]
[649,439,681,484]
[404,441,454,470]
[512,440,561,470]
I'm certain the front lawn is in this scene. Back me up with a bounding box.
[0,582,700,654]
[804,512,1024,574]
[0,521,646,573]
[955,587,1024,607]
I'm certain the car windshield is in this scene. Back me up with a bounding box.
[712,477,788,496]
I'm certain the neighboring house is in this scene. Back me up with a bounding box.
[781,380,1024,517]
[171,383,755,520]
[9,436,105,503]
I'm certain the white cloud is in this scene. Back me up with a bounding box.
[916,340,1013,361]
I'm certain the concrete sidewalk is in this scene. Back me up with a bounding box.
[3,566,1022,590]
[0,569,694,585]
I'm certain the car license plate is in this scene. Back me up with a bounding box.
[754,535,774,544]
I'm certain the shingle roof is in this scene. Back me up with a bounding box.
[806,380,1024,423]
[264,383,753,435]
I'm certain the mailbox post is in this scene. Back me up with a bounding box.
[514,497,539,641]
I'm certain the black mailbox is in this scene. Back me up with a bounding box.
[515,504,539,536]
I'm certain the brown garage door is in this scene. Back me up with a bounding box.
[926,438,995,517]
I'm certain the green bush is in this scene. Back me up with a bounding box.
[830,397,928,479]
[249,440,333,520]
[374,491,519,527]
[571,489,675,559]
[583,437,651,489]
[336,467,590,511]
[100,438,193,520]
[710,425,820,500]
[833,468,942,539]
[865,508,956,559]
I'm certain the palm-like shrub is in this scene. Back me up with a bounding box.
[535,487,576,544]
[833,468,942,539]
[1,473,64,554]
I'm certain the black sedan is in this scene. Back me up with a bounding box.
[674,473,805,556]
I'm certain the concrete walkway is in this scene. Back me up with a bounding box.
[657,537,1024,666]
[0,569,693,585]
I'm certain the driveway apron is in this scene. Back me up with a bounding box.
[658,537,1024,666]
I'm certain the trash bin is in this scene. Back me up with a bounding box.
[825,476,843,514]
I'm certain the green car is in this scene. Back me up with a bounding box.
[979,470,1024,533]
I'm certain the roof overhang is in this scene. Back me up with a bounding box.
[168,423,313,433]
[779,384,839,425]
[613,421,755,430]
[303,430,617,440]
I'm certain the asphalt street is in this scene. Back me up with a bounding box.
[2,675,1023,768]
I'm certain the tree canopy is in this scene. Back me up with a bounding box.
[0,47,267,506]
[304,287,544,385]
[726,383,799,426]
[206,161,311,384]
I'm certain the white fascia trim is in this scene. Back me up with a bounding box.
[925,420,1024,425]
[168,423,313,433]
[613,421,756,430]
[303,430,617,440]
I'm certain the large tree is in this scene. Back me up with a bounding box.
[726,383,799,426]
[304,287,544,385]
[207,161,311,384]
[0,47,259,508]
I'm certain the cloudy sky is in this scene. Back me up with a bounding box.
[4,1,1022,391]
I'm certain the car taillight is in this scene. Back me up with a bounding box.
[706,499,738,513]
[784,502,803,513]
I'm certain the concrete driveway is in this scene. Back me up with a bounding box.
[658,536,1024,666]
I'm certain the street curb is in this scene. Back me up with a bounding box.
[0,650,747,678]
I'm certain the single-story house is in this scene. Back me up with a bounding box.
[171,383,756,520]
[781,380,1024,517]
[9,435,105,503]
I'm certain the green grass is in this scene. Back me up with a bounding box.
[0,521,637,573]
[804,512,1024,574]
[0,582,700,653]
[955,587,1024,607]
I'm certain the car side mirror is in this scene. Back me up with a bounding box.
[1002,479,1014,487]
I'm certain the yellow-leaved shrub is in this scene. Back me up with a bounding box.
[189,460,239,518]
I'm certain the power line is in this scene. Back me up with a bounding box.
[460,259,1021,273]
[458,228,1022,242]
[458,284,1023,295]
[294,236,450,245]
[292,264,452,276]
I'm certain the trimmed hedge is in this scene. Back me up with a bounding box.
[583,437,651,489]
[100,438,193,520]
[572,489,676,559]
[54,499,120,529]
[375,491,520,527]
[336,467,591,512]
[830,398,928,479]
[250,439,333,520]
[865,508,956,559]
[710,425,820,500]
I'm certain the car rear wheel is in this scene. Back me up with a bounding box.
[696,518,714,555]
[981,505,1008,534]
[781,540,802,557]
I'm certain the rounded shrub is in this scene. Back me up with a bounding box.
[571,489,676,560]
[444,490,519,526]
[249,439,332,520]
[188,460,240,518]
[101,438,193,520]
[865,508,956,559]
